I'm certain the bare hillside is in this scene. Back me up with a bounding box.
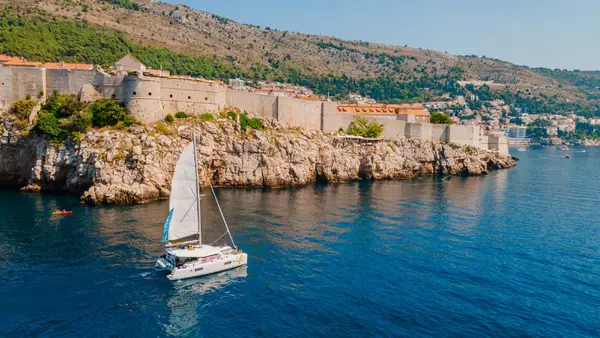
[1,0,597,104]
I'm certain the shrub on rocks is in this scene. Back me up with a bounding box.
[156,122,175,135]
[165,114,175,123]
[90,99,134,127]
[200,113,214,121]
[35,111,61,138]
[35,92,138,141]
[175,111,188,119]
[347,117,383,138]
[60,110,93,138]
[9,99,37,120]
[226,111,238,120]
[239,113,263,132]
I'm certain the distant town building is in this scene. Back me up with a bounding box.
[546,127,559,136]
[507,126,527,139]
[347,93,376,104]
[228,78,246,90]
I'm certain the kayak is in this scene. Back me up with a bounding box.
[52,210,73,216]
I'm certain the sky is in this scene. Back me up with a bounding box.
[175,0,600,70]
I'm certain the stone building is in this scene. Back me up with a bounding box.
[112,54,147,74]
[0,59,46,109]
[337,104,430,123]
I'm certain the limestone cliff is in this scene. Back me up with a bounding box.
[0,116,515,205]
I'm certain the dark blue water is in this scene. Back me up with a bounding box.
[2,146,600,337]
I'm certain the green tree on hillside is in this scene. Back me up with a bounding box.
[430,112,453,124]
[102,0,140,11]
[528,119,552,128]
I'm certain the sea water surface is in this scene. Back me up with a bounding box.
[1,146,600,337]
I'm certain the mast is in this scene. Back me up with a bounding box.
[193,133,202,246]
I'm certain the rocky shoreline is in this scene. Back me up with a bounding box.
[0,116,516,205]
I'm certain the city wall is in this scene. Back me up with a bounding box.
[225,90,278,119]
[277,96,322,130]
[0,67,507,153]
[0,67,46,109]
[226,93,506,153]
[0,66,14,109]
[45,69,103,96]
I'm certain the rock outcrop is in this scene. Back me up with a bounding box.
[0,116,515,205]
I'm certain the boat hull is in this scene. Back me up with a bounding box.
[166,253,248,281]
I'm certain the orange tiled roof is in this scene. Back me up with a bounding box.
[2,60,43,67]
[44,62,93,70]
[0,55,22,62]
[337,104,430,116]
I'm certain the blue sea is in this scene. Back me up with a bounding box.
[2,146,600,337]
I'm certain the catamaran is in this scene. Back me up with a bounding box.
[154,134,247,280]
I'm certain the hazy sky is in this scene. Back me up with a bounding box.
[176,0,600,70]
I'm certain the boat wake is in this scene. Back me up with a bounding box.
[173,266,248,293]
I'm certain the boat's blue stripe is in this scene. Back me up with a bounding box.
[162,208,174,243]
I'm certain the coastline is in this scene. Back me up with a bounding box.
[0,116,516,205]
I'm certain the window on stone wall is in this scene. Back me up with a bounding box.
[133,91,137,96]
[188,96,191,100]
[170,94,173,98]
[111,94,116,98]
[149,92,152,96]
[205,97,208,101]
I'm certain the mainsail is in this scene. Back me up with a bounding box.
[166,142,200,242]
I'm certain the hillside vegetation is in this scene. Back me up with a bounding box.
[2,0,600,115]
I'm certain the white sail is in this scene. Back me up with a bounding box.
[167,142,200,242]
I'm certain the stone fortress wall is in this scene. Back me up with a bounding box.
[0,66,46,108]
[225,90,508,154]
[0,65,228,123]
[0,60,507,155]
